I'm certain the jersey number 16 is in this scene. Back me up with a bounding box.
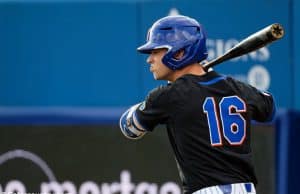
[203,96,246,146]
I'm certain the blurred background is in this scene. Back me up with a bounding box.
[0,0,299,194]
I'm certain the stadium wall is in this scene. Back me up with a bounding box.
[0,1,299,194]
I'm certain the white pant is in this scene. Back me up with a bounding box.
[192,183,256,194]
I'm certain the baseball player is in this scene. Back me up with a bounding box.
[119,15,275,194]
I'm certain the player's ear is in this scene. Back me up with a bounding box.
[174,49,184,60]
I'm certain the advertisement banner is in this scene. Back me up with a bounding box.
[0,124,274,194]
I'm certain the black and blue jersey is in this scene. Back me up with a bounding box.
[134,71,275,194]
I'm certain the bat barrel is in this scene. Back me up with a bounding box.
[270,23,284,39]
[202,23,284,71]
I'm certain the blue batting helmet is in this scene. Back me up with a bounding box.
[137,15,208,70]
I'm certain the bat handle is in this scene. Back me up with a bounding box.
[202,54,230,71]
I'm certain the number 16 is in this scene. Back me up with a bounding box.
[203,96,247,146]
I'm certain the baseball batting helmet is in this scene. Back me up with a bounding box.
[137,15,208,70]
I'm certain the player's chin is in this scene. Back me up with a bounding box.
[152,73,160,80]
[153,73,170,81]
[153,74,163,80]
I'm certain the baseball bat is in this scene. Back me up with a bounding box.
[203,23,284,71]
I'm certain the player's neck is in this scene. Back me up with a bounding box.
[168,63,207,82]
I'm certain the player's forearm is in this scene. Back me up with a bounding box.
[119,103,147,140]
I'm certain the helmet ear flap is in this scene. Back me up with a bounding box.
[162,37,207,70]
[162,46,183,70]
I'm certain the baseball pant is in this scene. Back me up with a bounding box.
[192,182,256,194]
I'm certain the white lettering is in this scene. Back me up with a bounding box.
[41,181,77,194]
[120,170,135,194]
[110,182,121,194]
[160,182,180,194]
[41,182,63,194]
[5,180,26,194]
[62,181,77,194]
[206,39,216,60]
[79,181,100,194]
[3,171,182,194]
[135,182,157,194]
[253,47,269,61]
[215,39,225,59]
[101,183,111,194]
[207,39,271,62]
[247,65,270,90]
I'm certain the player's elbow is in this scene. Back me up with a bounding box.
[263,91,277,122]
[119,105,147,140]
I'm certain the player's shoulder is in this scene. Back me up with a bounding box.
[146,81,184,105]
[146,84,173,103]
[148,85,169,97]
[225,75,257,91]
[225,74,275,101]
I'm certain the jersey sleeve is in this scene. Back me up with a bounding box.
[134,85,170,131]
[235,80,276,122]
